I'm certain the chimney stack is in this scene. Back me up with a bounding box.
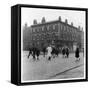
[71,22,73,26]
[78,26,81,30]
[59,16,61,21]
[33,19,37,25]
[41,17,46,24]
[65,19,68,24]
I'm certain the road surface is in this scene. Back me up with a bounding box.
[21,51,85,81]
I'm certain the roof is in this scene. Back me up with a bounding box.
[31,19,79,30]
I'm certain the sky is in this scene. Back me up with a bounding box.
[21,7,86,31]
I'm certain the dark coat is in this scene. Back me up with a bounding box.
[62,48,65,55]
[66,48,69,55]
[42,47,46,53]
[36,48,40,56]
[75,47,79,58]
[51,47,56,54]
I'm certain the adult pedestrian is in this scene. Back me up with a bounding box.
[32,46,37,60]
[36,48,40,60]
[42,47,46,57]
[62,47,66,58]
[75,46,80,61]
[66,47,69,58]
[27,48,32,58]
[46,45,52,61]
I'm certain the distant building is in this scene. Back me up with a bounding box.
[23,17,84,51]
[23,23,32,50]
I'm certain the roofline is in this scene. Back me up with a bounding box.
[31,20,79,30]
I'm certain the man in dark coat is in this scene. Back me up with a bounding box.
[42,47,46,57]
[36,48,40,60]
[75,47,80,61]
[32,47,37,60]
[55,47,59,57]
[66,47,69,58]
[62,47,66,58]
[27,48,32,58]
[51,46,56,58]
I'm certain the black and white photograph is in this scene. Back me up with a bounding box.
[21,6,87,83]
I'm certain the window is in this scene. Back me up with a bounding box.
[42,27,44,31]
[62,25,64,31]
[41,35,43,40]
[55,24,58,32]
[32,36,35,40]
[31,28,33,32]
[36,28,40,32]
[33,28,36,33]
[49,25,52,31]
[53,24,55,30]
[37,35,39,40]
[60,24,62,30]
[67,26,69,31]
[32,28,35,32]
[47,25,49,30]
[64,26,66,30]
[39,27,42,32]
[45,26,47,31]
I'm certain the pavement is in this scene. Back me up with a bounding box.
[22,51,85,81]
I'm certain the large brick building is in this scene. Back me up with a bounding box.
[23,16,84,51]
